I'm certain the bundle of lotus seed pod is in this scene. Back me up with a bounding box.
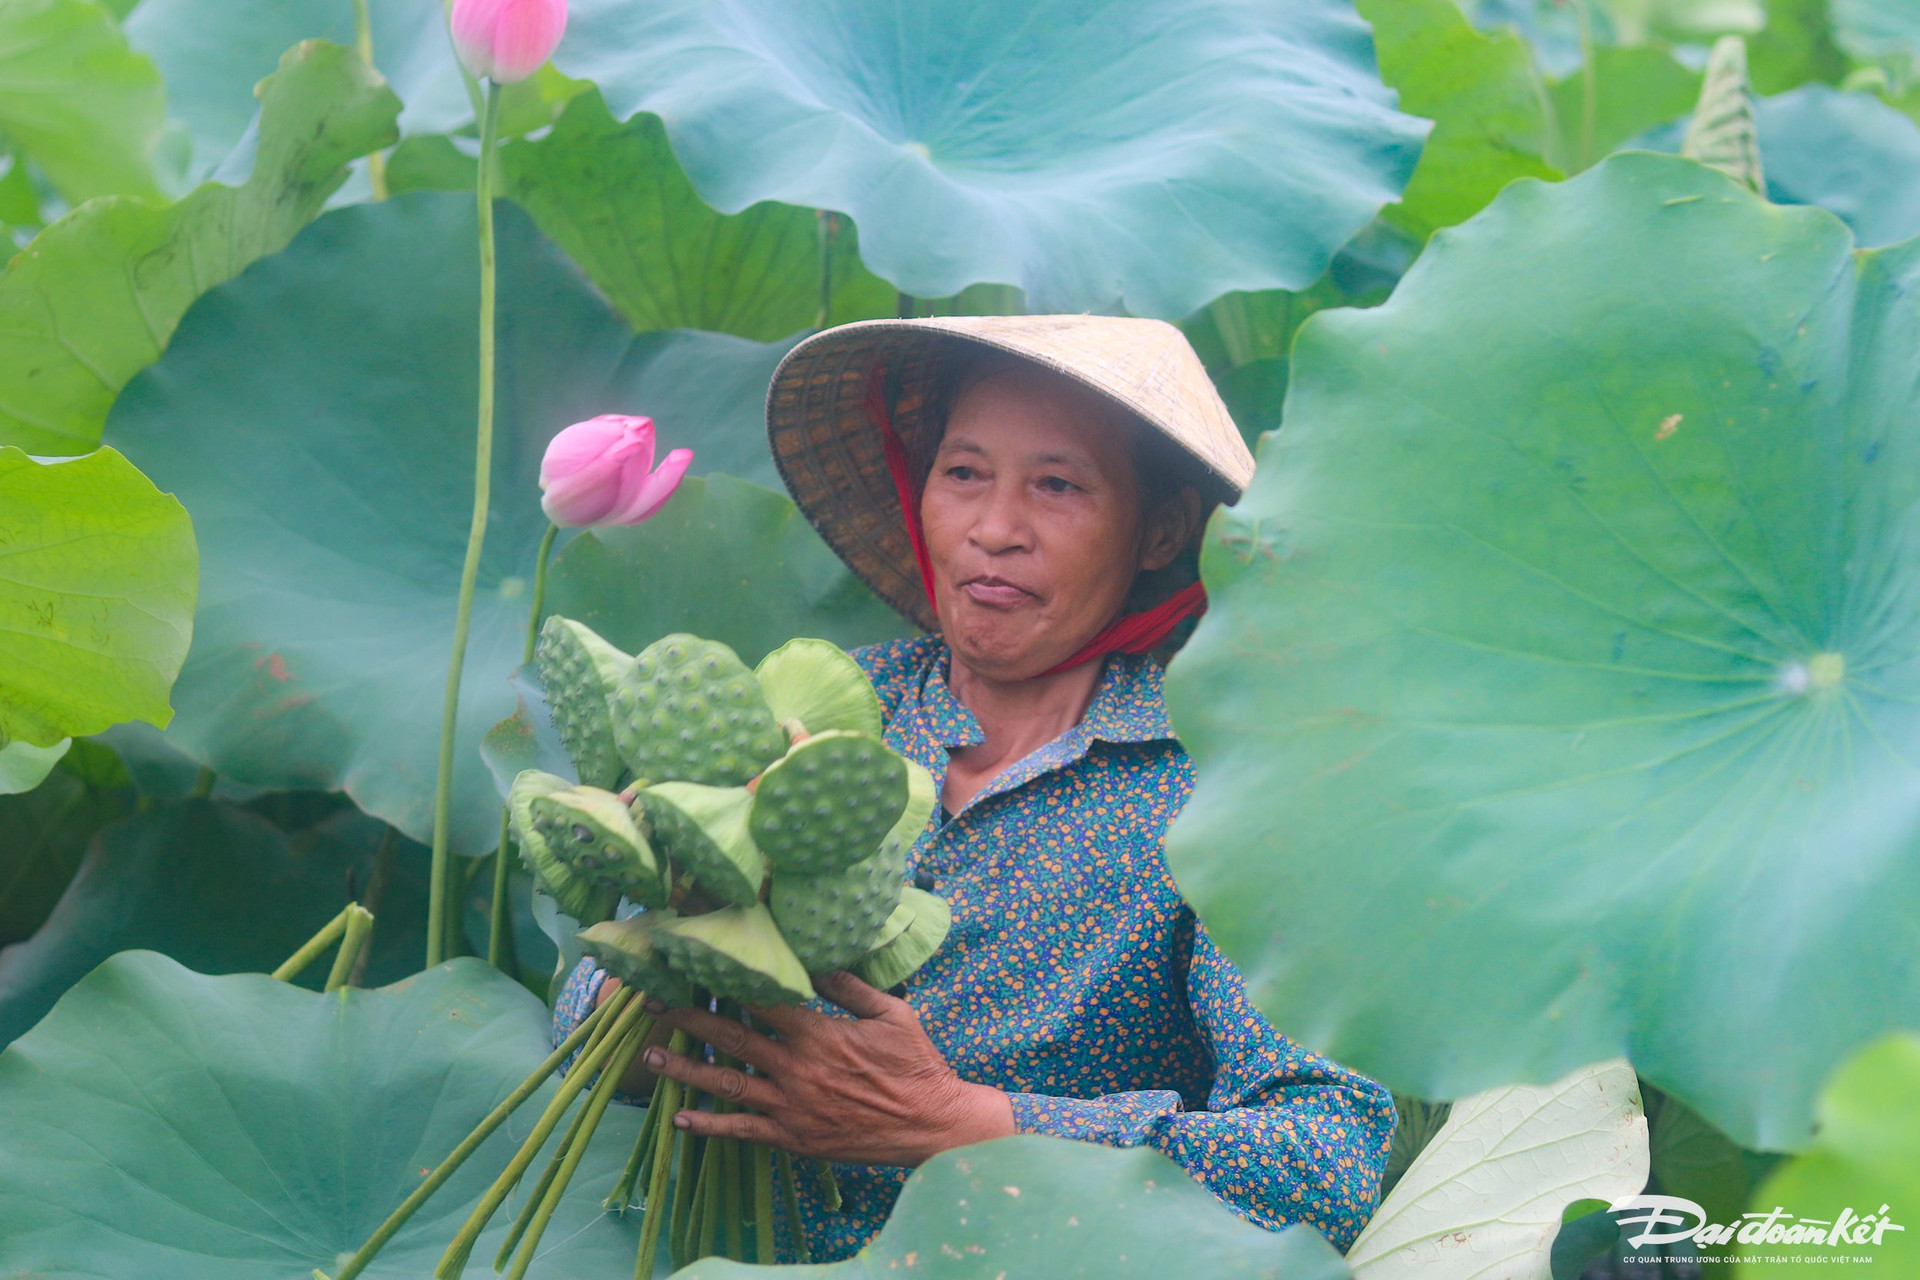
[320,620,950,1280]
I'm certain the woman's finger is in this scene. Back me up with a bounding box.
[673,1107,790,1149]
[643,1046,780,1112]
[813,969,897,1019]
[654,1002,791,1072]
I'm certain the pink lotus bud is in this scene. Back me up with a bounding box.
[449,0,567,85]
[540,415,693,528]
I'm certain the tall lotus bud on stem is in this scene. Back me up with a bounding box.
[540,414,694,528]
[450,0,568,84]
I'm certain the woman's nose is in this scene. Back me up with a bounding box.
[968,484,1033,552]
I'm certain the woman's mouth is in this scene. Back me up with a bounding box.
[959,575,1037,608]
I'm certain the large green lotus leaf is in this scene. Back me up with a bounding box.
[0,39,400,456]
[1163,152,1920,1152]
[541,474,913,666]
[1636,87,1920,246]
[0,447,196,747]
[499,91,893,341]
[0,950,646,1277]
[124,0,467,179]
[553,0,1427,317]
[674,1135,1352,1280]
[1740,1032,1920,1274]
[1346,1059,1646,1278]
[0,0,163,203]
[1547,46,1701,171]
[1747,0,1850,94]
[1357,0,1559,238]
[0,755,131,945]
[0,740,67,795]
[1644,1087,1756,1230]
[0,800,379,1045]
[103,193,805,853]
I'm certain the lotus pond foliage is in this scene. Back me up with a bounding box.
[0,0,1915,1276]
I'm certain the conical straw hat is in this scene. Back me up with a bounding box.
[765,315,1256,632]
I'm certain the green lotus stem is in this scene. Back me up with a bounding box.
[670,1129,701,1268]
[752,1140,774,1261]
[323,904,376,992]
[502,1016,651,1280]
[721,1133,744,1259]
[351,0,388,200]
[777,1150,809,1263]
[1573,0,1596,170]
[632,1035,687,1277]
[814,1158,841,1212]
[698,1130,723,1259]
[610,1051,673,1212]
[488,520,561,971]
[272,906,352,982]
[435,984,642,1279]
[427,77,504,970]
[495,1012,651,1260]
[325,993,620,1280]
[495,1040,610,1267]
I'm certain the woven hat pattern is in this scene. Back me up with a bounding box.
[766,315,1256,632]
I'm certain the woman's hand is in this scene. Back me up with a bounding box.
[640,970,1016,1167]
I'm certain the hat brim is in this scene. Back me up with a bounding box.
[765,317,1255,632]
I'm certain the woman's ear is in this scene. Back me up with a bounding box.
[1139,486,1203,572]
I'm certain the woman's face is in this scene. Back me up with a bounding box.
[920,366,1178,682]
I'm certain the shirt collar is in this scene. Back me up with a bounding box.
[915,639,1177,755]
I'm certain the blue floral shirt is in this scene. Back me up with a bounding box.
[555,634,1395,1261]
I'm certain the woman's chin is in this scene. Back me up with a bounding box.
[945,615,1047,678]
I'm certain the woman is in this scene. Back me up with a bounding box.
[554,315,1396,1262]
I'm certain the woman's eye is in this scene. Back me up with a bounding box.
[945,465,978,481]
[1038,475,1077,494]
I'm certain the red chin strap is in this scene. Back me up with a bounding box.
[865,370,1207,678]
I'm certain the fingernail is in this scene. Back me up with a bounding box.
[645,1048,665,1069]
[673,1112,691,1129]
[644,997,666,1014]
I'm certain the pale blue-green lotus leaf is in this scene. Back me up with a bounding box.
[103,192,811,854]
[1164,152,1920,1153]
[125,0,467,179]
[1831,0,1920,67]
[0,800,423,1046]
[0,950,645,1277]
[1757,86,1920,247]
[553,0,1427,317]
[673,1135,1353,1280]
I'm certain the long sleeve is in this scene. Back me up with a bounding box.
[1004,921,1396,1252]
[551,955,606,1051]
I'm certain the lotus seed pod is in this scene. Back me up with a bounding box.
[509,771,619,924]
[612,633,788,786]
[652,903,815,1006]
[749,730,909,876]
[529,784,669,907]
[754,638,884,738]
[577,912,697,1007]
[534,616,632,789]
[769,845,906,972]
[881,758,937,861]
[853,887,951,991]
[639,781,765,907]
